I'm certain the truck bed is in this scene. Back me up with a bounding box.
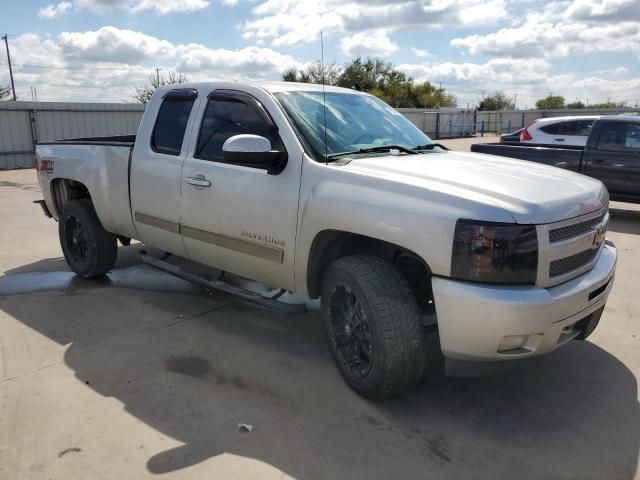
[470,142,583,171]
[35,139,137,240]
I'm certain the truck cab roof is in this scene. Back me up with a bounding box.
[155,81,367,96]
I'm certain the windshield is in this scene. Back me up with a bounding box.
[274,91,435,160]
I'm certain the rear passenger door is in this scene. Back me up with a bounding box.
[540,120,592,146]
[583,122,640,199]
[556,120,593,146]
[130,88,198,256]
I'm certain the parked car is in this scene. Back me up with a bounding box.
[34,82,616,398]
[500,128,523,143]
[472,116,640,204]
[521,115,598,146]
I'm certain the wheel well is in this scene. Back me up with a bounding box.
[50,178,91,217]
[306,230,434,313]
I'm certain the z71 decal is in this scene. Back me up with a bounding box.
[39,159,54,174]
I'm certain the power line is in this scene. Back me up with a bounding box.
[0,62,159,72]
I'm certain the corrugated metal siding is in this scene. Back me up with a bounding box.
[2,100,640,169]
[0,101,144,169]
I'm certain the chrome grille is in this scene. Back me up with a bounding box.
[549,248,599,277]
[549,212,606,243]
[536,205,609,288]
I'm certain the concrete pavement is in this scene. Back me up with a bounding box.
[0,154,639,479]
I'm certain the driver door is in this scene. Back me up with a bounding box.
[180,89,300,291]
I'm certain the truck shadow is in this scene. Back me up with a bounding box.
[1,253,639,479]
[609,205,640,235]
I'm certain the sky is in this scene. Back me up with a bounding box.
[0,0,639,107]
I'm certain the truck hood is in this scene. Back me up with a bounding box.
[343,150,607,224]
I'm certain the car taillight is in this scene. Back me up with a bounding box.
[521,120,537,141]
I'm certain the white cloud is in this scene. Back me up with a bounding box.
[452,17,640,58]
[398,57,640,108]
[129,0,210,14]
[410,47,432,58]
[59,27,176,62]
[563,0,640,22]
[243,0,508,47]
[44,0,210,15]
[38,1,73,18]
[340,31,398,56]
[7,27,304,102]
[452,0,640,58]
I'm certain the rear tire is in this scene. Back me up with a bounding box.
[59,199,117,278]
[321,254,426,398]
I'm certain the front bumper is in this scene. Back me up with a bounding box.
[432,241,616,361]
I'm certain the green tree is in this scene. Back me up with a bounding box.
[478,91,514,111]
[281,61,341,85]
[282,56,456,108]
[566,100,586,109]
[535,95,565,109]
[336,56,392,91]
[591,101,625,108]
[0,85,10,100]
[133,71,189,104]
[413,82,456,108]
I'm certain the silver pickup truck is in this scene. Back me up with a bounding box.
[35,81,617,398]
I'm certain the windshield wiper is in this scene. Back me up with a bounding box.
[327,145,418,160]
[413,143,448,151]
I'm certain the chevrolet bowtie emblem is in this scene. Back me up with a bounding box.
[592,224,607,248]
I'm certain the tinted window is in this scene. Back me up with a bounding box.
[151,97,195,155]
[196,96,282,163]
[540,123,561,134]
[560,120,593,136]
[598,123,640,151]
[540,120,593,136]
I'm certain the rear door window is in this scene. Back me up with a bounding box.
[560,120,593,136]
[540,123,561,134]
[151,89,197,155]
[597,123,640,152]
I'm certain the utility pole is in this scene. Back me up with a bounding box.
[513,93,518,110]
[156,67,160,86]
[2,34,17,101]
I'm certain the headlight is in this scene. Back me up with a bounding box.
[451,220,538,284]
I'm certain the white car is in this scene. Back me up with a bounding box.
[521,115,598,146]
[34,82,616,398]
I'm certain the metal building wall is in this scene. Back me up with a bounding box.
[2,101,640,169]
[0,101,144,169]
[398,107,640,138]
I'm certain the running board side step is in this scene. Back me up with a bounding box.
[140,255,307,315]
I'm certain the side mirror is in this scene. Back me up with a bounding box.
[222,134,288,175]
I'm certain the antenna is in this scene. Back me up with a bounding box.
[321,31,328,165]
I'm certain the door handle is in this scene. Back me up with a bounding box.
[554,138,565,142]
[185,175,212,188]
[593,158,605,164]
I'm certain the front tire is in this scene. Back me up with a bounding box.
[59,199,117,278]
[321,254,426,398]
